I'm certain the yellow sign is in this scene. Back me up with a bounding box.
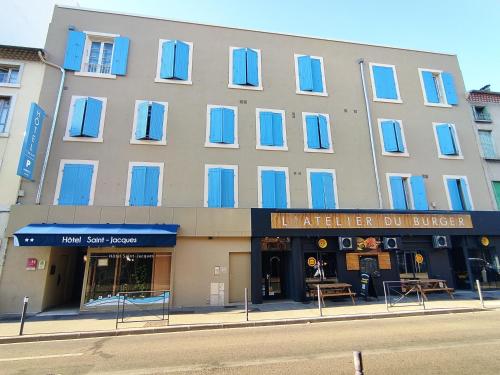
[307,257,317,267]
[481,236,490,247]
[317,238,328,249]
[415,254,424,264]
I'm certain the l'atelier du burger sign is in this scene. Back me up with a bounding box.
[271,212,473,229]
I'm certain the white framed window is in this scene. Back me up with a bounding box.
[64,95,107,143]
[155,39,193,85]
[125,162,164,207]
[257,166,290,208]
[130,100,168,145]
[204,164,239,208]
[302,112,333,153]
[294,54,328,96]
[306,168,339,209]
[54,159,99,206]
[75,31,119,79]
[418,68,458,107]
[369,63,402,103]
[386,173,429,210]
[377,118,409,157]
[255,108,287,151]
[478,130,497,159]
[443,175,474,211]
[0,60,24,87]
[205,104,239,148]
[432,122,463,159]
[0,94,16,136]
[228,46,263,90]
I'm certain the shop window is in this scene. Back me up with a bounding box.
[396,251,429,279]
[304,252,337,283]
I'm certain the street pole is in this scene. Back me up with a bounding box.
[353,351,364,375]
[476,279,485,309]
[317,284,323,317]
[244,287,249,321]
[19,296,29,336]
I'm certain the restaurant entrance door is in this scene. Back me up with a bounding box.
[261,251,288,299]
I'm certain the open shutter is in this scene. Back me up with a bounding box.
[209,108,223,143]
[372,65,398,99]
[322,173,336,209]
[63,30,85,71]
[246,48,259,86]
[272,113,284,147]
[306,115,320,149]
[459,178,472,210]
[318,115,330,149]
[298,55,313,91]
[221,169,235,208]
[389,176,407,209]
[82,97,102,138]
[69,98,87,137]
[130,166,146,206]
[222,108,235,144]
[381,120,398,152]
[410,176,428,210]
[422,71,440,103]
[232,48,247,85]
[144,167,160,206]
[447,179,463,210]
[76,164,94,205]
[436,124,457,155]
[208,168,222,207]
[58,164,80,205]
[261,171,276,208]
[274,171,287,208]
[394,121,405,152]
[111,36,130,75]
[442,72,458,105]
[160,40,175,79]
[135,101,149,140]
[149,102,165,141]
[174,40,189,80]
[259,112,274,146]
[310,172,325,209]
[310,58,324,93]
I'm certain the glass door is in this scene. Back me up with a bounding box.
[261,252,286,299]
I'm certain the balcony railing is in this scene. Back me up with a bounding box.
[474,111,492,123]
[85,63,112,75]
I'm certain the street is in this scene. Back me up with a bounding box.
[1,310,500,374]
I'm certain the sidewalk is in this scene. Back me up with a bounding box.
[1,290,499,342]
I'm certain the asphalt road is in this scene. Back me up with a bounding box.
[2,310,500,374]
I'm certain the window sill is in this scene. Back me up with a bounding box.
[228,83,263,91]
[483,156,500,161]
[381,151,410,157]
[0,83,20,88]
[154,77,192,85]
[296,90,328,97]
[304,148,334,154]
[204,142,240,149]
[423,102,452,108]
[74,71,116,79]
[0,133,9,138]
[373,98,403,104]
[256,145,288,151]
[474,119,492,124]
[438,154,464,160]
[130,139,167,146]
[63,136,103,143]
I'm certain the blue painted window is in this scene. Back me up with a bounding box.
[446,178,472,210]
[421,70,458,105]
[69,97,103,138]
[261,170,288,208]
[159,40,190,81]
[310,172,336,209]
[208,107,236,145]
[409,176,429,210]
[305,114,330,150]
[371,65,399,100]
[135,101,166,141]
[259,111,284,147]
[297,55,324,93]
[390,175,429,210]
[129,166,161,206]
[435,124,459,156]
[232,48,259,87]
[389,176,409,210]
[381,120,405,153]
[58,163,94,206]
[207,167,235,208]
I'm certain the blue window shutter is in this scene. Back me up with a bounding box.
[246,48,259,86]
[173,40,189,80]
[310,172,325,209]
[381,120,398,152]
[69,98,87,137]
[436,124,457,155]
[222,108,235,144]
[82,97,102,138]
[160,40,175,79]
[422,71,440,103]
[221,169,235,208]
[63,30,85,71]
[209,108,223,143]
[75,164,94,205]
[208,168,222,207]
[129,166,146,206]
[318,115,330,149]
[274,171,287,208]
[298,55,313,91]
[479,131,495,158]
[111,36,130,75]
[322,173,336,209]
[442,72,458,105]
[144,167,160,206]
[261,171,276,208]
[410,176,428,210]
[459,178,472,210]
[390,176,407,209]
[394,121,405,152]
[306,115,320,149]
[310,58,324,93]
[272,113,284,147]
[135,101,149,140]
[232,48,247,85]
[447,179,463,210]
[58,164,79,205]
[372,65,398,99]
[259,112,274,146]
[149,102,165,141]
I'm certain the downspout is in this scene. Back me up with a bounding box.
[36,51,65,204]
[358,58,383,209]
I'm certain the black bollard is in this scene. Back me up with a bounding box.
[19,296,29,336]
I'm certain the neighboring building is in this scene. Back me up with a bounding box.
[0,45,45,279]
[1,6,499,315]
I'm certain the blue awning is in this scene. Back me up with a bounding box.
[14,224,179,248]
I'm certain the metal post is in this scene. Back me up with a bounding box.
[19,296,29,336]
[244,288,249,321]
[476,279,485,309]
[353,351,364,375]
[167,291,170,326]
[121,294,126,323]
[115,293,121,330]
[317,284,323,317]
[383,281,389,312]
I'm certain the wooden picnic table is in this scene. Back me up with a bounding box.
[308,283,356,306]
[401,279,454,301]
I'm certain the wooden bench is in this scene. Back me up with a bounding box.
[309,283,356,306]
[401,279,454,301]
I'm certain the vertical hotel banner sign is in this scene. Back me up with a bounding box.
[17,103,46,180]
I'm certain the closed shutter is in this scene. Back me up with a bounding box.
[436,124,457,155]
[318,115,330,149]
[259,112,274,146]
[310,172,325,209]
[447,179,463,210]
[173,40,189,80]
[76,164,94,205]
[81,97,102,138]
[261,170,276,208]
[322,173,336,209]
[221,169,235,208]
[222,108,235,144]
[208,168,222,207]
[144,167,160,206]
[310,58,324,93]
[160,40,175,79]
[149,102,165,141]
[492,182,500,209]
[69,98,87,136]
[135,101,149,140]
[232,48,247,85]
[479,130,495,158]
[390,176,407,209]
[129,166,147,206]
[442,72,458,105]
[246,48,259,86]
[111,36,130,75]
[346,253,360,271]
[298,55,313,91]
[63,30,85,71]
[372,65,398,99]
[394,121,405,152]
[274,171,288,208]
[381,120,398,152]
[378,253,391,270]
[58,164,80,205]
[209,108,224,143]
[410,175,428,210]
[459,178,472,210]
[306,115,320,149]
[272,113,284,147]
[422,71,440,103]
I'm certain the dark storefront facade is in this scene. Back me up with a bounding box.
[251,209,500,304]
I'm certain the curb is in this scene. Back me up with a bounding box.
[0,307,485,344]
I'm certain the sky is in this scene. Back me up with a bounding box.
[1,0,499,91]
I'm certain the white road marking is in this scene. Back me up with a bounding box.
[0,352,83,362]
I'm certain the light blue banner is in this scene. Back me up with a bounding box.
[17,103,46,180]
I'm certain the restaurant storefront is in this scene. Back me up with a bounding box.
[251,209,500,304]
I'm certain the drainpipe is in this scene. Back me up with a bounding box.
[358,59,383,209]
[36,51,65,204]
